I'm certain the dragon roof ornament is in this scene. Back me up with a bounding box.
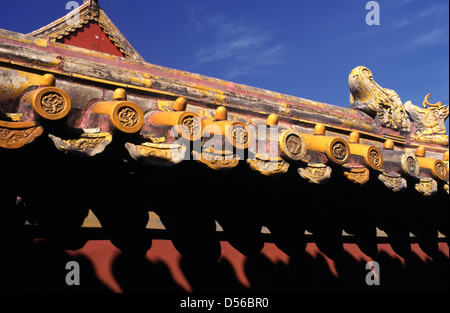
[349,66,411,131]
[405,93,449,146]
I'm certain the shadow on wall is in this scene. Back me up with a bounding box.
[0,137,448,292]
[0,238,448,293]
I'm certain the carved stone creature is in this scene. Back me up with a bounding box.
[404,93,449,146]
[349,66,410,131]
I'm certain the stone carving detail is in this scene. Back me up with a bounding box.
[1,127,35,143]
[49,133,112,157]
[400,152,420,178]
[192,150,239,171]
[298,163,332,185]
[286,134,303,155]
[343,167,370,185]
[231,125,249,147]
[369,149,382,168]
[332,142,348,162]
[181,115,201,137]
[0,124,43,149]
[67,137,105,150]
[126,142,187,166]
[247,154,290,177]
[434,161,447,180]
[415,179,438,196]
[41,92,66,115]
[409,133,448,146]
[278,129,306,161]
[405,93,449,146]
[349,66,410,131]
[378,173,407,192]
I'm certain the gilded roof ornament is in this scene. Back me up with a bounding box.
[405,93,449,146]
[349,66,410,131]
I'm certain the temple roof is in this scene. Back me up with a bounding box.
[28,0,143,61]
[0,1,448,196]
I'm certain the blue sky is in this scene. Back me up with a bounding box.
[1,0,449,130]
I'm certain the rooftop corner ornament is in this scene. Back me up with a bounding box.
[405,93,449,146]
[349,66,411,131]
[0,1,448,200]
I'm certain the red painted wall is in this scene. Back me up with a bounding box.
[57,21,124,57]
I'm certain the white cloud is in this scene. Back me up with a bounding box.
[188,10,288,79]
[418,2,449,19]
[412,28,447,46]
[389,0,415,9]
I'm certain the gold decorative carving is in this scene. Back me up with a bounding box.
[68,137,104,150]
[405,93,449,146]
[410,134,448,146]
[247,154,290,176]
[415,179,438,196]
[444,183,449,195]
[378,173,407,192]
[192,150,239,171]
[117,106,139,128]
[298,163,332,185]
[0,121,43,149]
[49,133,112,157]
[125,142,187,166]
[41,92,66,115]
[343,167,370,185]
[349,66,410,130]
